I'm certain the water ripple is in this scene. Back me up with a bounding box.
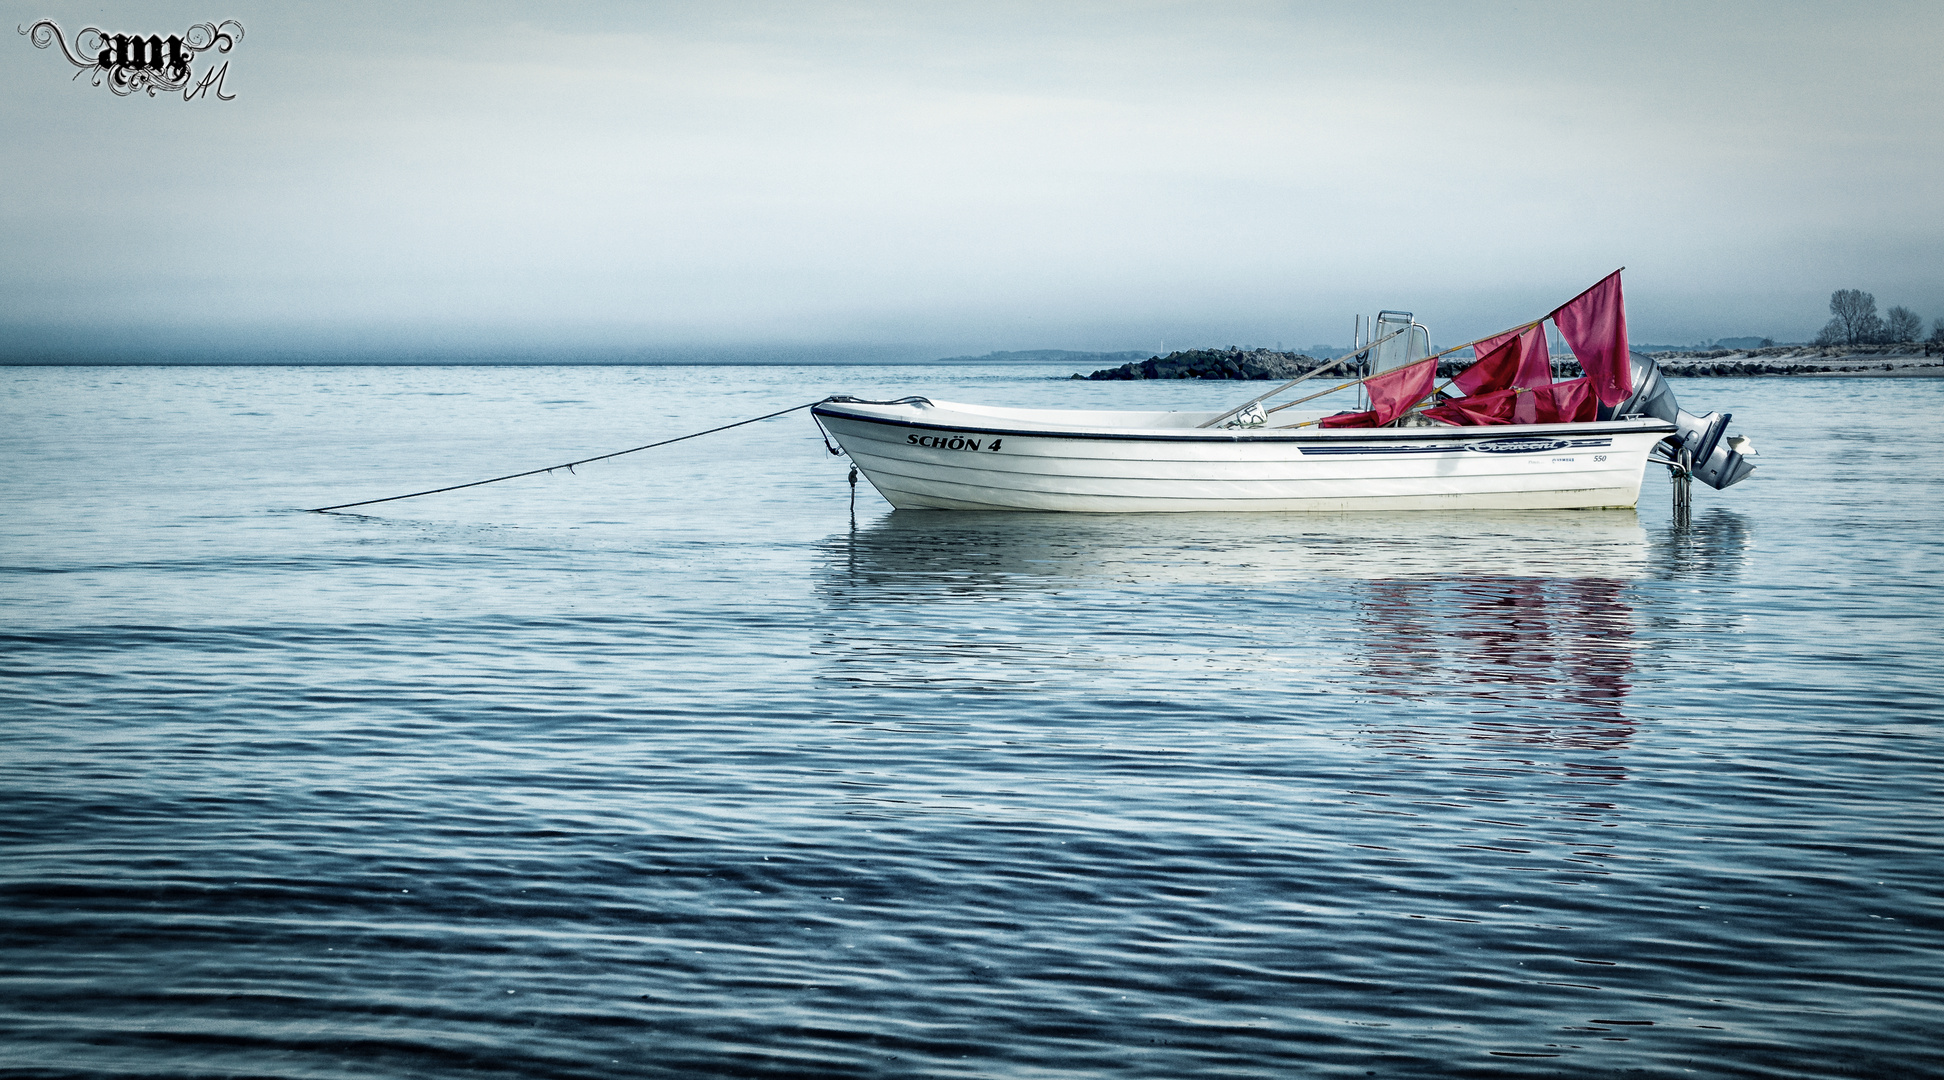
[1,367,1940,1077]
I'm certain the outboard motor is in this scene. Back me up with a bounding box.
[1597,353,1756,489]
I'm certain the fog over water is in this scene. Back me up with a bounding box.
[3,1,1941,359]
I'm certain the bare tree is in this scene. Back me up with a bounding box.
[1932,318,1944,344]
[1828,289,1885,345]
[1884,306,1922,343]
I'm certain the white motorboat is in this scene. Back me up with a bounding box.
[812,398,1677,512]
[813,273,1755,513]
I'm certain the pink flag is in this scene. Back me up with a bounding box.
[1452,322,1552,398]
[1319,356,1438,428]
[1551,270,1632,406]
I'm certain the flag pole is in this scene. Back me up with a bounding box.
[1212,271,1625,430]
[1264,355,1439,426]
[1197,325,1414,429]
[1261,321,1543,427]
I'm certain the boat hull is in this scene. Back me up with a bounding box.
[813,399,1678,513]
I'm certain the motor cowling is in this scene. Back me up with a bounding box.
[1598,353,1756,489]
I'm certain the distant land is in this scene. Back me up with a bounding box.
[935,350,1155,365]
[938,347,1355,365]
[4,339,1933,374]
[1633,338,1781,352]
[1636,341,1943,377]
[1067,342,1944,381]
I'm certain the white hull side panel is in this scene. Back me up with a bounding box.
[815,403,1674,513]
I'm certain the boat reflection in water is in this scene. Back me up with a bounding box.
[820,509,1652,591]
[816,508,1753,874]
[1652,505,1752,584]
[1351,574,1634,724]
[815,510,1667,730]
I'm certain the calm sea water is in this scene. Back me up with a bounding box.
[2,364,1940,1079]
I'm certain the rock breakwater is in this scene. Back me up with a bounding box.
[1076,343,1944,382]
[1077,349,1590,381]
[1075,348,1321,381]
[1646,343,1943,377]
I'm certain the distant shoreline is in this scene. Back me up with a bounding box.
[2,344,1939,375]
[1071,345,1944,382]
[1644,344,1942,378]
[1793,366,1944,378]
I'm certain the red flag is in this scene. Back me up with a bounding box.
[1529,377,1597,423]
[1452,322,1552,397]
[1365,356,1437,425]
[1469,325,1522,360]
[1551,270,1632,406]
[1511,384,1539,425]
[1317,356,1438,428]
[1423,385,1521,426]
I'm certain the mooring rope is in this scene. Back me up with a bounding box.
[306,399,830,513]
[303,396,933,512]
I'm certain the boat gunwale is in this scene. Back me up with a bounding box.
[812,403,1678,444]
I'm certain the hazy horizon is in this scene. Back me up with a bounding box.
[6,1,1940,363]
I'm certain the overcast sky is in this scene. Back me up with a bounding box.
[4,1,1939,360]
